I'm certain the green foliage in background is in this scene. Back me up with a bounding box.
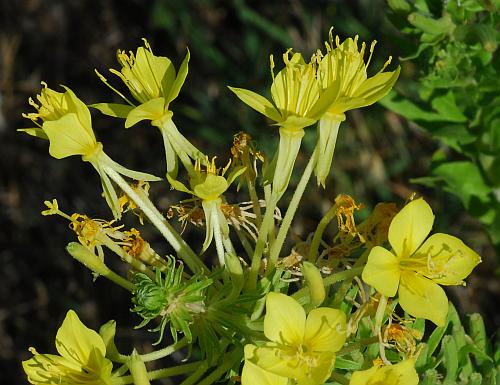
[382,0,500,251]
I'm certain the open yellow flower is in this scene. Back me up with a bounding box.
[349,358,419,385]
[242,292,346,385]
[22,310,115,385]
[21,82,98,159]
[314,31,400,187]
[21,83,160,219]
[230,50,337,199]
[93,39,203,178]
[362,198,481,326]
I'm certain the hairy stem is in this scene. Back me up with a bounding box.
[307,203,338,262]
[246,193,278,291]
[268,147,318,270]
[103,166,207,274]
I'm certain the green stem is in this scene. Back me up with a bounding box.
[141,337,188,362]
[148,362,204,380]
[103,166,208,274]
[100,237,155,280]
[234,227,254,259]
[114,362,204,385]
[264,184,276,247]
[243,149,262,227]
[195,349,242,385]
[332,249,370,308]
[307,203,338,262]
[336,336,379,356]
[179,362,209,385]
[268,147,318,271]
[246,194,278,291]
[66,243,135,291]
[291,266,363,304]
[329,372,350,385]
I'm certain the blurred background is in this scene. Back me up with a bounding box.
[1,0,498,383]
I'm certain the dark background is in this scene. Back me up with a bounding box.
[1,0,498,383]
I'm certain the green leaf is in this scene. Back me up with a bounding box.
[334,356,362,370]
[431,161,492,208]
[442,335,459,384]
[91,103,133,118]
[468,313,488,356]
[408,12,455,35]
[431,92,467,123]
[380,91,447,122]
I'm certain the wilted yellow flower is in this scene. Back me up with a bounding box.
[314,31,400,186]
[22,310,115,385]
[362,198,481,326]
[349,358,419,385]
[21,83,98,159]
[242,292,346,385]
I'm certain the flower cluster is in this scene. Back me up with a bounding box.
[20,26,484,385]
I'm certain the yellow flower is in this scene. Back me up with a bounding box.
[21,83,160,219]
[242,292,346,385]
[362,198,481,326]
[94,39,190,127]
[93,39,203,178]
[230,51,337,198]
[21,83,98,159]
[349,359,419,385]
[168,158,245,256]
[22,310,115,385]
[314,31,400,187]
[318,32,400,116]
[230,50,335,130]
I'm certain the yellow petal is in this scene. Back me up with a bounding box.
[414,233,481,285]
[55,310,106,366]
[63,86,94,140]
[349,358,419,385]
[399,271,448,327]
[304,308,346,353]
[242,345,288,385]
[193,174,229,200]
[135,46,175,99]
[23,353,81,383]
[351,67,401,108]
[388,198,434,258]
[295,352,336,385]
[264,292,305,345]
[250,345,305,380]
[362,246,401,297]
[125,97,166,128]
[43,114,97,159]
